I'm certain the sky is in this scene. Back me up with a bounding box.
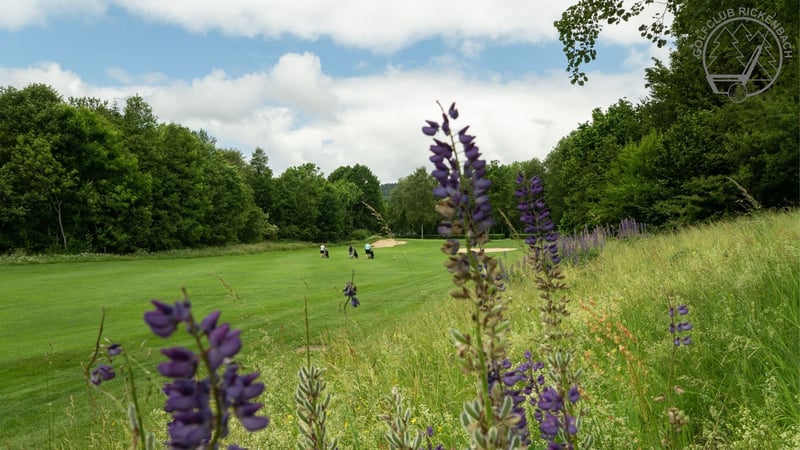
[0,0,672,184]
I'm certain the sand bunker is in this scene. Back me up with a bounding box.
[458,247,517,253]
[370,238,516,253]
[370,238,408,248]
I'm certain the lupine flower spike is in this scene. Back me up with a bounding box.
[669,304,692,347]
[661,300,693,443]
[422,101,524,449]
[514,174,592,449]
[343,270,360,309]
[144,290,269,449]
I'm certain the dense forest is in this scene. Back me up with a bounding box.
[0,0,797,254]
[0,87,390,253]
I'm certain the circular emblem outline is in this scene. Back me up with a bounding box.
[701,16,783,103]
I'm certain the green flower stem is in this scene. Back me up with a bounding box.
[188,314,225,449]
[83,308,107,393]
[122,351,147,449]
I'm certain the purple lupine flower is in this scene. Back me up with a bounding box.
[235,403,270,431]
[503,370,526,386]
[441,113,451,135]
[144,299,191,338]
[423,102,495,239]
[516,175,560,268]
[207,323,243,370]
[536,374,546,386]
[90,364,116,385]
[487,358,533,447]
[200,310,222,335]
[166,410,212,448]
[669,304,690,317]
[147,296,269,449]
[669,303,693,347]
[164,379,209,413]
[538,387,564,412]
[107,343,122,357]
[565,415,578,435]
[568,385,580,404]
[343,281,360,308]
[159,347,199,379]
[422,120,439,136]
[222,365,268,432]
[423,425,446,450]
[144,300,180,337]
[539,413,560,438]
[448,102,459,119]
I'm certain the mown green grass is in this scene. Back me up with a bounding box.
[2,212,798,449]
[0,239,519,449]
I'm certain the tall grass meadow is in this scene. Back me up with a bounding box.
[4,103,798,449]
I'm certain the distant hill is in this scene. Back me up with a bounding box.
[381,183,397,199]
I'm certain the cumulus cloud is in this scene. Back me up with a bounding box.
[0,0,652,51]
[265,52,338,122]
[0,0,107,29]
[148,69,268,121]
[112,0,566,50]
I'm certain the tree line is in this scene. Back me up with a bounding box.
[396,0,798,236]
[547,0,798,231]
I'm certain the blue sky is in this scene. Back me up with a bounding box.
[1,1,669,183]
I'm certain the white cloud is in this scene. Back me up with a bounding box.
[0,1,582,50]
[0,0,673,55]
[106,67,133,84]
[458,39,486,59]
[0,0,107,29]
[148,69,268,121]
[132,0,673,50]
[0,63,89,96]
[106,67,170,85]
[265,52,338,122]
[110,0,567,51]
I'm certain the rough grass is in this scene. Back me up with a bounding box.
[517,210,800,449]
